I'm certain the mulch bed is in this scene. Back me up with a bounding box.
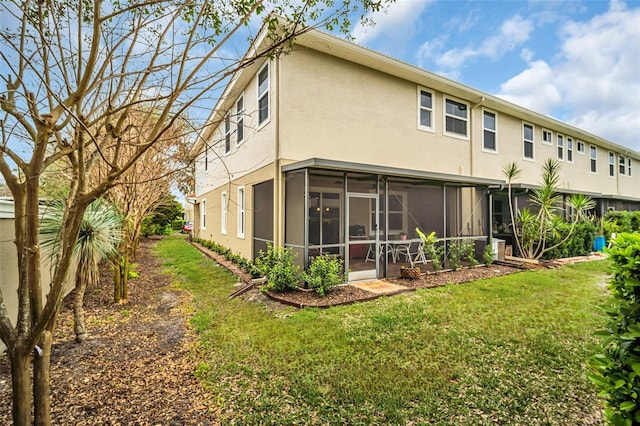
[387,264,521,289]
[0,237,217,425]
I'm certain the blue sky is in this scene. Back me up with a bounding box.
[349,0,640,152]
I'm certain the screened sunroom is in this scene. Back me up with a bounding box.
[281,159,502,281]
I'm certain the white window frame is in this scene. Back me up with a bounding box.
[237,186,245,239]
[542,129,553,145]
[628,158,632,177]
[577,141,585,155]
[224,114,231,154]
[417,86,434,132]
[204,146,208,171]
[566,137,573,163]
[590,145,597,174]
[557,134,564,161]
[523,122,535,161]
[221,192,227,235]
[236,94,244,146]
[443,97,469,140]
[257,63,269,128]
[200,199,206,230]
[619,155,626,176]
[608,152,615,177]
[482,109,497,153]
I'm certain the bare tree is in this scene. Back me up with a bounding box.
[99,112,189,303]
[0,1,389,424]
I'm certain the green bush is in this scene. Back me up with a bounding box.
[541,220,596,260]
[172,219,186,230]
[303,254,344,296]
[604,211,640,237]
[589,232,640,425]
[255,243,301,292]
[483,244,494,265]
[194,238,261,278]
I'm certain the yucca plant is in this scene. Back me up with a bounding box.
[504,159,596,260]
[41,199,123,342]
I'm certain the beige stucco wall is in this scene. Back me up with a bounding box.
[278,49,471,177]
[277,48,639,200]
[194,165,276,259]
[0,201,75,353]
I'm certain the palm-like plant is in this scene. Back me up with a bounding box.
[41,199,122,342]
[504,159,596,260]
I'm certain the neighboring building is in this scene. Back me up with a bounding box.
[193,24,639,281]
[0,200,75,352]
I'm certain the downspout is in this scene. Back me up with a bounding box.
[274,57,282,247]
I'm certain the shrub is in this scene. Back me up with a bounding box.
[541,220,596,260]
[303,254,344,296]
[589,233,640,425]
[172,219,185,230]
[483,244,494,265]
[255,243,301,292]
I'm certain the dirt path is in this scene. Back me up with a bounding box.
[0,237,217,425]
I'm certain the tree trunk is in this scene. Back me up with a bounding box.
[33,330,53,426]
[113,254,129,304]
[10,345,32,426]
[73,274,88,343]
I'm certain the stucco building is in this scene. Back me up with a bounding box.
[193,25,639,281]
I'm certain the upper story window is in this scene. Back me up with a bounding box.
[236,95,244,145]
[444,98,468,138]
[628,158,632,176]
[542,129,553,145]
[417,87,434,131]
[590,145,597,173]
[204,146,208,171]
[577,141,585,154]
[567,137,573,163]
[557,134,564,161]
[619,155,626,175]
[482,110,497,152]
[523,123,534,160]
[608,152,615,177]
[224,115,231,154]
[258,64,269,125]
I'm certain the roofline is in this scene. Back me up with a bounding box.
[494,183,640,203]
[282,158,504,187]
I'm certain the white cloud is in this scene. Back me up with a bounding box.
[497,60,562,113]
[351,0,433,44]
[420,13,535,74]
[497,1,640,151]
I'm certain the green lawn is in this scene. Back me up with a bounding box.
[157,236,608,425]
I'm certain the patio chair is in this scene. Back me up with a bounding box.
[409,241,429,267]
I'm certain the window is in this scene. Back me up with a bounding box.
[236,95,244,145]
[257,64,269,125]
[224,115,231,154]
[542,129,553,145]
[577,141,585,154]
[590,145,597,173]
[619,155,626,175]
[482,110,497,151]
[609,152,615,177]
[567,137,573,163]
[204,146,208,171]
[417,87,434,131]
[523,123,534,159]
[628,158,632,176]
[200,199,206,230]
[237,186,245,238]
[221,192,227,234]
[444,98,468,137]
[557,134,564,161]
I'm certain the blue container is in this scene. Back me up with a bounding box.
[593,235,606,252]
